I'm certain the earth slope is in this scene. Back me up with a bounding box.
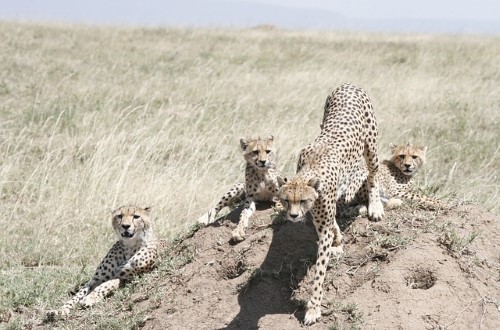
[142,203,500,329]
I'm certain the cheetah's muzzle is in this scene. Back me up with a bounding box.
[121,232,135,238]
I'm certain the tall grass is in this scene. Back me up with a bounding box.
[0,22,498,325]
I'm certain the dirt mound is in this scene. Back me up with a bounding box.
[142,203,500,329]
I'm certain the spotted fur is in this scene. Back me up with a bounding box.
[197,136,281,242]
[338,143,447,216]
[47,206,162,319]
[277,83,384,325]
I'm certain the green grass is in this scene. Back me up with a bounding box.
[438,228,480,254]
[0,21,498,327]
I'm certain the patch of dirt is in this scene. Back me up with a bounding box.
[140,203,500,329]
[405,266,437,290]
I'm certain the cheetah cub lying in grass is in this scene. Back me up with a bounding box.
[197,136,281,242]
[338,143,448,217]
[47,206,162,319]
[277,83,384,325]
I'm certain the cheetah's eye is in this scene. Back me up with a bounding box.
[411,155,418,159]
[399,155,405,159]
[252,150,259,155]
[133,215,141,219]
[300,200,307,204]
[116,214,123,219]
[265,150,271,154]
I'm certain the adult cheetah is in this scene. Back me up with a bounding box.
[338,143,448,217]
[47,206,162,318]
[197,136,281,242]
[277,83,384,325]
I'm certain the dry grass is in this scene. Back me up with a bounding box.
[0,21,498,327]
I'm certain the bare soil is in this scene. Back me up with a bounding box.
[141,202,500,329]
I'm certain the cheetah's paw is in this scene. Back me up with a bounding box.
[304,303,321,325]
[368,200,384,222]
[330,244,344,256]
[45,308,69,321]
[197,209,216,225]
[231,226,246,242]
[80,295,98,308]
[385,198,403,210]
[197,213,210,225]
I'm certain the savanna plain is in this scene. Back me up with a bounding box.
[0,22,499,329]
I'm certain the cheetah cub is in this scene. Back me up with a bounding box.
[47,206,161,319]
[381,143,447,209]
[338,143,448,217]
[197,136,281,242]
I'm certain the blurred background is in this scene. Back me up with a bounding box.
[1,0,499,34]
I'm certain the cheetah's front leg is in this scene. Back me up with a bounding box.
[231,197,256,242]
[198,183,245,225]
[304,222,338,325]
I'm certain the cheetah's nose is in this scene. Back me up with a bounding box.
[122,224,131,230]
[289,213,299,218]
[259,160,266,165]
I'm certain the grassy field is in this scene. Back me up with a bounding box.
[0,21,498,328]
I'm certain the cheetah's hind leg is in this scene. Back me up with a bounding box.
[80,279,121,308]
[363,143,384,221]
[45,284,92,320]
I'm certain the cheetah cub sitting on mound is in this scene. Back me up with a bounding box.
[47,206,161,319]
[338,143,448,217]
[277,83,384,325]
[197,136,281,242]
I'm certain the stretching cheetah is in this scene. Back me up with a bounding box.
[338,143,448,217]
[47,206,161,318]
[277,83,384,325]
[197,136,281,242]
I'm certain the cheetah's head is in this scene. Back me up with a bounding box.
[277,176,320,222]
[240,135,275,170]
[390,143,427,176]
[112,206,152,245]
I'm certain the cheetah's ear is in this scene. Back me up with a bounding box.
[266,135,274,142]
[277,176,288,187]
[389,143,397,154]
[422,146,428,155]
[144,206,152,214]
[240,138,248,151]
[308,178,321,192]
